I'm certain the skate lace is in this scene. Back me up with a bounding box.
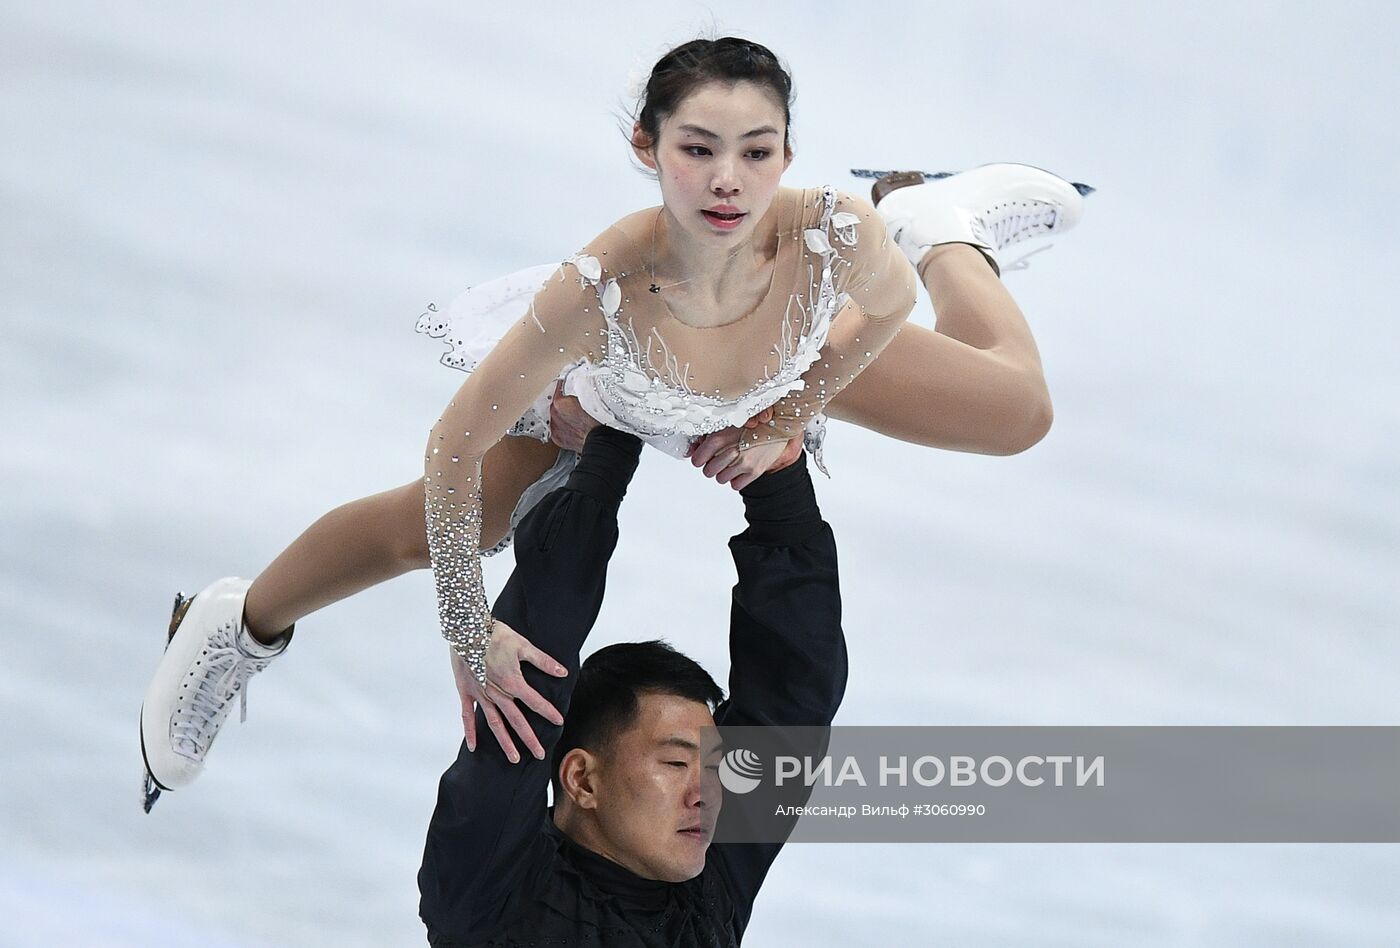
[169,623,273,759]
[978,202,1061,271]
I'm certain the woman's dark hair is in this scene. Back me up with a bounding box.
[630,36,795,157]
[551,640,725,798]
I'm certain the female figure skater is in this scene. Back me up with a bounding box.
[139,36,1089,809]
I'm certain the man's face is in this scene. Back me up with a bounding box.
[588,693,723,882]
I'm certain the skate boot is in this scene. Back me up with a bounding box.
[139,577,291,812]
[871,163,1093,276]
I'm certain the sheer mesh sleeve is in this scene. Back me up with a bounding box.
[424,253,608,683]
[739,190,917,450]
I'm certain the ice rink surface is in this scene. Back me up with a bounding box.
[3,1,1398,944]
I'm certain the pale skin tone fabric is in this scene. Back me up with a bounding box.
[243,241,1050,638]
[416,179,918,689]
[245,239,1051,766]
[241,81,1054,744]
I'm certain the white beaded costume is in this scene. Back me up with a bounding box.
[416,186,916,680]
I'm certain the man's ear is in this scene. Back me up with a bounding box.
[559,747,602,811]
[631,121,658,172]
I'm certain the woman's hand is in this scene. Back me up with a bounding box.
[451,618,567,763]
[687,408,804,490]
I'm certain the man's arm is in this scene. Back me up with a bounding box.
[418,428,642,942]
[710,452,847,930]
[717,452,846,728]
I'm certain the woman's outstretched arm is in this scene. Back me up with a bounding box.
[424,257,607,685]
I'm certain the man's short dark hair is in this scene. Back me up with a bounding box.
[551,640,725,797]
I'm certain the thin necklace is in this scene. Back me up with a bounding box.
[647,209,743,294]
[648,209,693,293]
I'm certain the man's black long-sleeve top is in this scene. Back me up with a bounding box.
[418,428,847,946]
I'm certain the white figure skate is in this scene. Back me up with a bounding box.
[139,577,290,812]
[860,164,1094,275]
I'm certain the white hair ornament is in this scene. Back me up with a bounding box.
[624,64,649,100]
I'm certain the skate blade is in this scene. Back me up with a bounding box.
[142,766,162,813]
[142,591,191,813]
[140,721,168,813]
[851,167,955,180]
[852,167,1096,199]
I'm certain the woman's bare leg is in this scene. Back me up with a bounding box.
[242,435,561,642]
[825,243,1053,456]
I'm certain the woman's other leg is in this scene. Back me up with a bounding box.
[241,435,561,641]
[825,244,1053,456]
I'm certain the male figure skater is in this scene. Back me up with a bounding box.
[418,419,845,945]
